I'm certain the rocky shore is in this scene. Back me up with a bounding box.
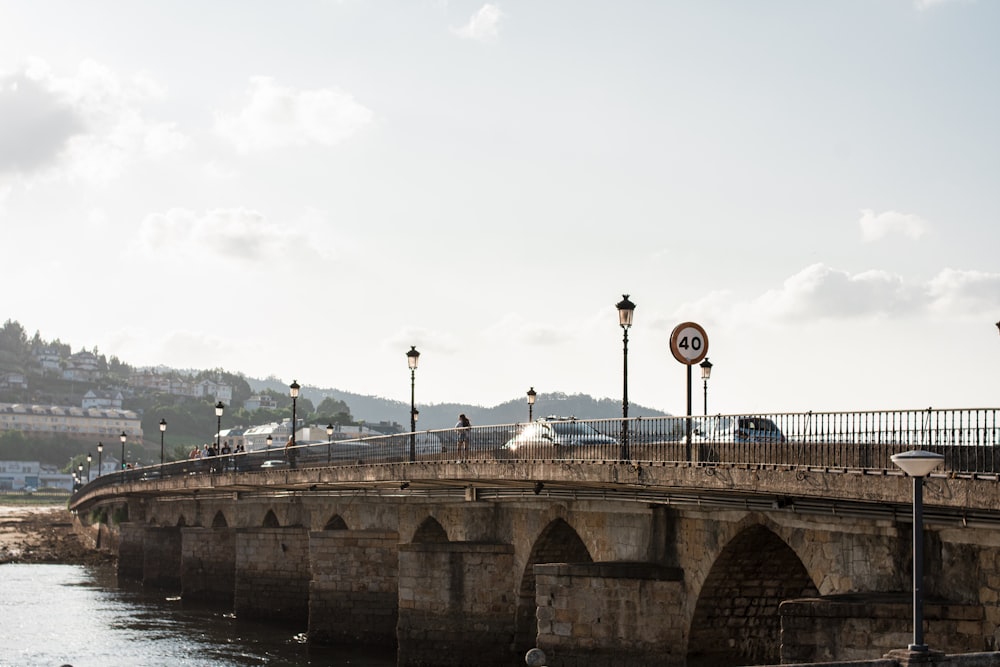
[0,505,114,566]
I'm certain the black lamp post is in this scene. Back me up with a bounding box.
[97,442,103,477]
[616,295,635,460]
[215,401,224,453]
[406,346,420,462]
[289,380,300,446]
[86,452,92,483]
[699,358,713,416]
[527,387,537,422]
[78,463,84,486]
[159,418,167,466]
[326,423,334,464]
[891,449,945,653]
[119,431,127,470]
[266,434,273,455]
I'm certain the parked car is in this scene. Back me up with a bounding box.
[503,417,618,453]
[688,416,787,444]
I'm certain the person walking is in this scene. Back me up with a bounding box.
[456,414,471,458]
[284,435,298,469]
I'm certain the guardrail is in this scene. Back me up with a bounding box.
[71,408,1000,501]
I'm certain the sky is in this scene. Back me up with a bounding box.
[1,0,998,418]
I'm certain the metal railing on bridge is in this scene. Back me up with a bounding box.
[72,407,1000,499]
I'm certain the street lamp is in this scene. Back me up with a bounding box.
[616,294,636,460]
[97,442,103,477]
[700,358,713,416]
[406,346,420,462]
[86,452,92,483]
[120,431,127,470]
[266,434,273,455]
[78,463,84,485]
[891,449,945,653]
[159,418,167,466]
[527,387,537,422]
[215,401,225,453]
[326,423,334,464]
[289,380,300,446]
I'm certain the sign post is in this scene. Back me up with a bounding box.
[670,322,709,461]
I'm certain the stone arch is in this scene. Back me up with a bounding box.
[323,514,348,530]
[262,509,280,528]
[411,516,449,543]
[514,518,593,656]
[686,524,818,667]
[211,510,228,528]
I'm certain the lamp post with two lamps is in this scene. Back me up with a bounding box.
[527,387,537,422]
[891,449,944,654]
[289,380,300,446]
[699,358,713,416]
[407,346,420,462]
[616,295,635,461]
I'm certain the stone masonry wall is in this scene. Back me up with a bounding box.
[781,595,985,663]
[117,522,144,580]
[181,527,236,603]
[397,542,515,667]
[308,529,399,646]
[234,527,310,624]
[143,526,182,589]
[534,562,686,667]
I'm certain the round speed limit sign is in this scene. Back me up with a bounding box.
[670,321,709,365]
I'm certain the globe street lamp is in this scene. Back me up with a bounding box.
[326,423,334,464]
[120,431,127,470]
[86,452,92,483]
[97,442,103,477]
[266,434,273,455]
[891,449,945,653]
[289,380,300,446]
[699,358,713,416]
[616,295,636,460]
[78,463,84,486]
[159,418,167,466]
[527,387,537,422]
[406,346,420,462]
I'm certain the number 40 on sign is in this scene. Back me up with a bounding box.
[669,322,709,365]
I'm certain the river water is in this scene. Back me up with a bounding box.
[0,563,396,667]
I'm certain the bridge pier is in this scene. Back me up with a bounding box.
[308,529,400,645]
[397,541,516,667]
[117,522,145,580]
[181,527,236,604]
[534,561,686,667]
[234,526,310,624]
[143,526,182,589]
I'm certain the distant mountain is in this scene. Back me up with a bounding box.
[246,378,669,430]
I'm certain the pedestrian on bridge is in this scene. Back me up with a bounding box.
[285,435,298,469]
[456,414,471,458]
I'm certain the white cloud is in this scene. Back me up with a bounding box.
[0,59,188,185]
[136,207,319,264]
[926,268,1000,314]
[453,4,504,43]
[677,263,998,326]
[214,77,373,154]
[858,209,930,242]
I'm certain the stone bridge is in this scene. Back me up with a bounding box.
[69,450,1000,667]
